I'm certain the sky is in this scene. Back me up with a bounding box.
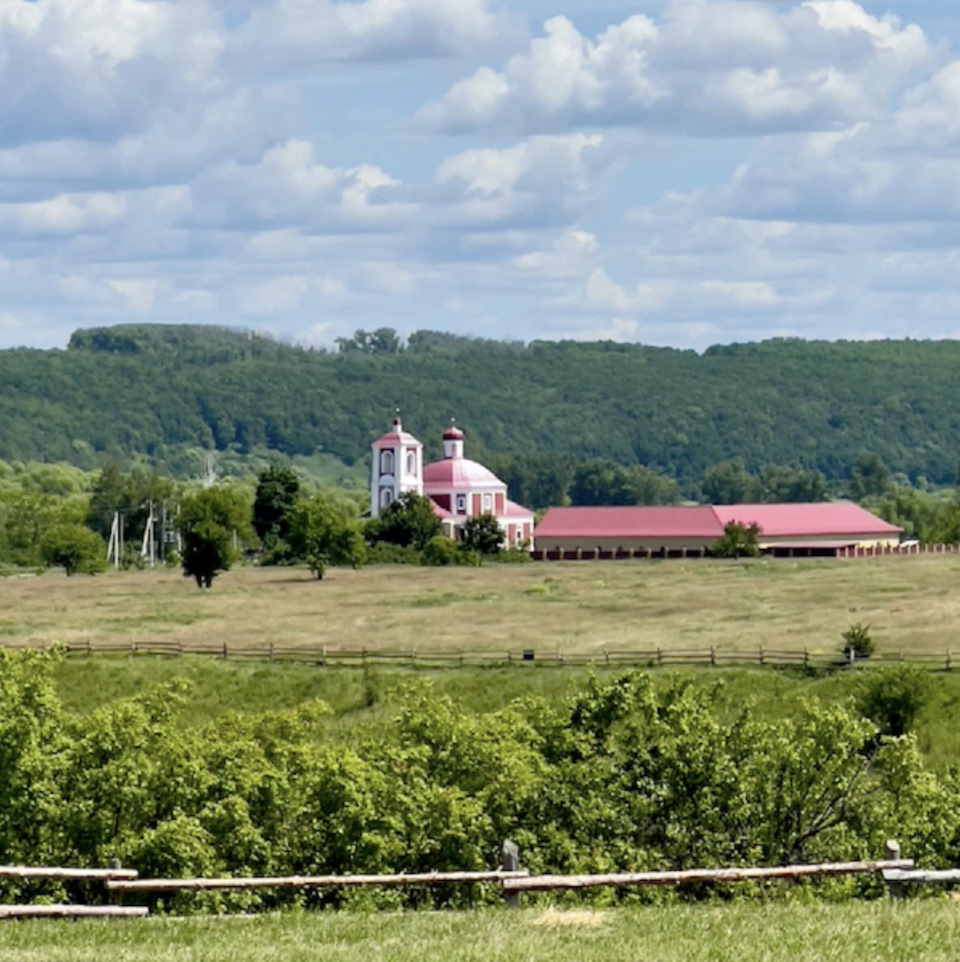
[3,0,960,352]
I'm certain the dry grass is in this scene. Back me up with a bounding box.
[3,555,960,657]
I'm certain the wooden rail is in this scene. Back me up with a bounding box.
[0,904,148,919]
[0,865,137,881]
[503,859,915,893]
[882,869,960,884]
[107,870,529,893]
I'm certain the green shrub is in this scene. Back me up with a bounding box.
[420,537,461,566]
[365,542,422,565]
[857,666,932,737]
[493,548,532,564]
[842,623,875,660]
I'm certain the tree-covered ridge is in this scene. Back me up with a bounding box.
[3,326,960,486]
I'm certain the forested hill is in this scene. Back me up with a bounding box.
[2,325,959,486]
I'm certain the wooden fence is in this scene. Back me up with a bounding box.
[2,639,958,672]
[2,844,924,919]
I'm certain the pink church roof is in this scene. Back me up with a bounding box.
[711,502,902,537]
[423,458,505,489]
[504,499,535,520]
[373,417,421,449]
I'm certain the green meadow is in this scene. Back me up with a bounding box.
[0,903,957,962]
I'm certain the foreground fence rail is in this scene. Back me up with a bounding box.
[107,870,529,893]
[504,859,915,894]
[2,639,958,673]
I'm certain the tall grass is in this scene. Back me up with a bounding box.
[0,903,957,962]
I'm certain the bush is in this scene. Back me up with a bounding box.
[421,537,461,566]
[710,522,761,559]
[39,524,106,576]
[857,666,932,737]
[842,623,875,661]
[493,548,532,564]
[365,542,422,565]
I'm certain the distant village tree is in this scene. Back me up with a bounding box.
[252,466,300,550]
[367,492,441,550]
[177,486,251,588]
[460,514,504,557]
[710,521,762,559]
[40,524,106,576]
[288,494,365,580]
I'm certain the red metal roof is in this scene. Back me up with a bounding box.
[536,506,723,540]
[711,503,902,537]
[535,502,901,541]
[503,499,534,520]
[443,425,465,440]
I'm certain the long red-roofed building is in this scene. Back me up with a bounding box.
[535,502,901,558]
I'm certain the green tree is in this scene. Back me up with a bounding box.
[367,492,442,550]
[288,494,365,579]
[460,514,503,556]
[252,467,300,550]
[856,666,932,738]
[701,460,761,504]
[757,465,830,503]
[710,521,761,558]
[177,486,251,588]
[39,524,106,576]
[850,452,892,500]
[570,459,679,506]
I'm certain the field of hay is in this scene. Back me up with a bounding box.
[2,555,959,657]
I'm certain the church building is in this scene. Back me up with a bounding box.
[370,417,535,549]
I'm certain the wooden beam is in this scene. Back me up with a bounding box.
[0,905,148,919]
[0,866,138,881]
[504,860,915,893]
[883,869,960,884]
[108,870,529,893]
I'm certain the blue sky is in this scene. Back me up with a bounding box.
[2,0,960,351]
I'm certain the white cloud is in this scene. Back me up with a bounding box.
[231,0,519,67]
[419,0,933,135]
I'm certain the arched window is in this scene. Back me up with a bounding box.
[380,450,394,476]
[406,451,417,476]
[380,487,394,509]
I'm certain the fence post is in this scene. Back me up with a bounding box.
[269,642,274,663]
[710,646,716,667]
[502,840,521,909]
[758,646,764,667]
[656,647,662,667]
[947,650,952,672]
[110,859,123,907]
[222,641,228,660]
[804,649,810,669]
[884,840,903,901]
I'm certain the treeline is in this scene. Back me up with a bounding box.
[0,651,955,912]
[3,325,960,488]
[6,458,960,577]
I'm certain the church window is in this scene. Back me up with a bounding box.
[380,487,394,509]
[483,493,492,513]
[380,450,394,476]
[456,494,467,514]
[406,451,417,476]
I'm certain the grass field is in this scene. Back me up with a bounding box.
[4,555,960,657]
[0,903,957,962]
